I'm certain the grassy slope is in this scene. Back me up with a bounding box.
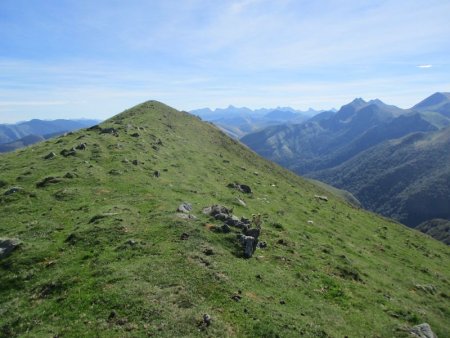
[0,101,449,337]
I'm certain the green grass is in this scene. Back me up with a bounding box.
[0,101,449,337]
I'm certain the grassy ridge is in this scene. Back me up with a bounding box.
[1,101,449,337]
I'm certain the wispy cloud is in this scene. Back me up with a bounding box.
[417,64,433,68]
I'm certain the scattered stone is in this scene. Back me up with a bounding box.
[240,235,256,258]
[280,299,286,305]
[64,233,77,245]
[257,241,267,249]
[277,239,288,246]
[180,233,189,240]
[414,284,437,295]
[108,310,117,321]
[214,213,229,221]
[64,172,77,179]
[202,205,231,217]
[221,224,231,233]
[36,176,62,188]
[44,152,57,160]
[203,248,214,256]
[132,160,140,165]
[88,214,116,223]
[60,148,77,157]
[202,314,212,327]
[109,169,123,176]
[177,202,193,213]
[227,182,252,194]
[153,170,160,177]
[314,195,328,202]
[176,213,197,220]
[125,239,137,246]
[3,186,24,195]
[307,220,314,224]
[245,228,261,241]
[122,158,129,163]
[0,238,21,259]
[130,132,140,138]
[75,143,87,150]
[100,127,118,135]
[236,197,247,207]
[410,323,437,338]
[231,294,242,302]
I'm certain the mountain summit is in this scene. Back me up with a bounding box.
[0,101,449,337]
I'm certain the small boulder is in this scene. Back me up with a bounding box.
[314,195,328,202]
[240,235,256,258]
[60,148,76,157]
[245,228,261,241]
[176,213,197,220]
[130,133,140,138]
[202,205,231,217]
[132,160,140,166]
[180,232,189,240]
[75,143,87,150]
[36,176,62,188]
[0,238,21,259]
[3,186,24,196]
[64,172,77,179]
[177,202,193,213]
[410,323,437,338]
[221,224,231,233]
[100,127,118,135]
[153,170,160,177]
[202,314,211,327]
[214,213,229,221]
[236,197,247,207]
[44,152,57,160]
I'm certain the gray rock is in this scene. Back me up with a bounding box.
[176,213,197,220]
[60,148,76,157]
[100,127,118,135]
[240,235,256,258]
[410,323,437,338]
[203,313,211,326]
[153,170,160,177]
[44,152,57,160]
[177,202,193,213]
[227,183,252,194]
[75,143,87,150]
[36,176,62,188]
[0,238,21,259]
[4,186,23,196]
[202,205,231,216]
[236,197,247,207]
[214,213,229,221]
[314,195,328,202]
[245,228,261,241]
[221,224,231,233]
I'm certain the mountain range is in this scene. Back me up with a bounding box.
[190,106,330,138]
[240,93,450,242]
[1,101,448,336]
[0,119,100,152]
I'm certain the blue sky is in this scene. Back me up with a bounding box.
[1,0,449,123]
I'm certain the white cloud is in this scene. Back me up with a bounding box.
[417,64,433,68]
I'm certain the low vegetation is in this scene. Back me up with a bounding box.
[0,101,449,337]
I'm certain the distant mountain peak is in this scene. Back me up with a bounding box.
[413,92,450,109]
[351,98,366,105]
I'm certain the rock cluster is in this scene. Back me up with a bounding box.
[203,204,264,258]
